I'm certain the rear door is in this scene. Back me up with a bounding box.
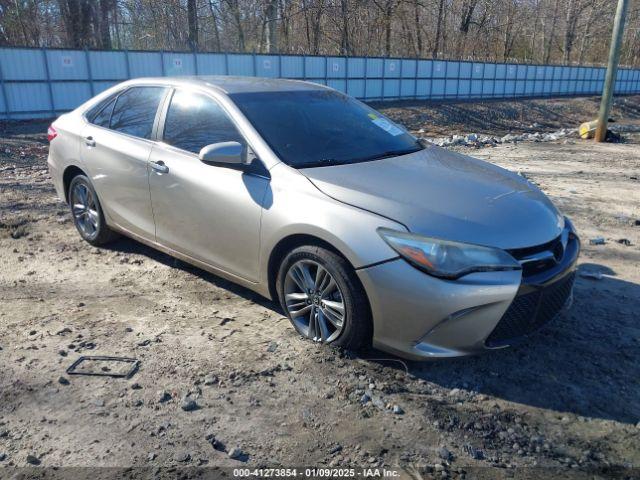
[80,86,168,238]
[148,88,270,281]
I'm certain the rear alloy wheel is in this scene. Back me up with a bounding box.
[277,245,372,351]
[68,175,119,246]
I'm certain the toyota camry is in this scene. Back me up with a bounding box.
[47,76,580,359]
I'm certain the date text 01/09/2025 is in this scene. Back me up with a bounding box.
[232,468,402,478]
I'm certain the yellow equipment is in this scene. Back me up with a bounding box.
[579,120,599,139]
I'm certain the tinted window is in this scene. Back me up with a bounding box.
[230,90,422,168]
[163,90,244,154]
[91,97,115,128]
[86,93,116,121]
[110,87,167,139]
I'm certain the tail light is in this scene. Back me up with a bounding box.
[47,125,57,142]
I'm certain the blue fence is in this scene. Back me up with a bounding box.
[1,47,639,120]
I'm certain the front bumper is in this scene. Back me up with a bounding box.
[356,234,580,360]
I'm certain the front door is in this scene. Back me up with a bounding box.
[148,89,269,282]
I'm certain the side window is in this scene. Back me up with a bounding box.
[86,94,114,120]
[163,90,245,154]
[91,97,116,128]
[110,87,167,139]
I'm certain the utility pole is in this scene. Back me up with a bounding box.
[594,0,629,142]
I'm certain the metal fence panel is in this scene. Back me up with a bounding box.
[366,78,382,99]
[0,46,639,119]
[0,48,48,80]
[327,57,346,78]
[402,59,416,78]
[163,53,196,76]
[196,53,226,75]
[128,52,163,77]
[51,82,91,110]
[226,54,252,75]
[327,78,346,93]
[255,55,278,77]
[280,55,304,78]
[46,50,87,80]
[416,79,430,98]
[94,81,118,94]
[382,59,396,78]
[364,58,381,78]
[89,51,128,80]
[418,60,433,78]
[5,82,50,113]
[347,79,365,97]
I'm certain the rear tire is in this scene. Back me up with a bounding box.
[276,245,372,351]
[68,175,119,246]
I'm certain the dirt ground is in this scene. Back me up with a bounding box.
[1,96,639,478]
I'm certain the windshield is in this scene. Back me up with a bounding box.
[229,89,423,168]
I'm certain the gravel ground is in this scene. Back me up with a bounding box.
[1,96,639,478]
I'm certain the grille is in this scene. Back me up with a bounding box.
[485,272,575,347]
[508,235,564,277]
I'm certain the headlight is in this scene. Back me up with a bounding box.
[378,228,521,280]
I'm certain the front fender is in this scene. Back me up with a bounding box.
[258,164,405,294]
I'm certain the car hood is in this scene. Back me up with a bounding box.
[300,144,564,249]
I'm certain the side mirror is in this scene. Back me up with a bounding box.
[199,141,246,166]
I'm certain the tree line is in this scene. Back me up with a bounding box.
[1,0,639,67]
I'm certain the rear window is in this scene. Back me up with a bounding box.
[91,97,116,128]
[229,89,421,168]
[86,94,116,122]
[109,87,168,139]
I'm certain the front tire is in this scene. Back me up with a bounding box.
[68,175,119,246]
[276,245,372,351]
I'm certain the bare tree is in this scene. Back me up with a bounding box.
[187,0,199,51]
[265,0,278,52]
[412,0,423,56]
[0,0,638,67]
[432,0,445,58]
[339,0,351,55]
[455,0,478,57]
[562,0,580,64]
[98,0,112,49]
[542,0,560,64]
[207,0,222,51]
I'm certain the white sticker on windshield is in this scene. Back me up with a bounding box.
[371,117,404,136]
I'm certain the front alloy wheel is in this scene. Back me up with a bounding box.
[284,259,345,342]
[276,245,372,351]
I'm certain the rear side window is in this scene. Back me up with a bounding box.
[91,97,116,128]
[110,87,167,139]
[86,94,115,122]
[163,90,244,154]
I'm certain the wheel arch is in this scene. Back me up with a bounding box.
[266,233,354,302]
[266,231,375,350]
[62,165,88,203]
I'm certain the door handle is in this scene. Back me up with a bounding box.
[150,160,169,174]
[84,136,96,147]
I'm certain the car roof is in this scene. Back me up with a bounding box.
[124,76,328,95]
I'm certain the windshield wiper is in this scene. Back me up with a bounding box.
[295,145,423,169]
[356,146,423,162]
[295,158,347,168]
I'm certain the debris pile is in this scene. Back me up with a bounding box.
[427,128,578,148]
[425,124,640,148]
